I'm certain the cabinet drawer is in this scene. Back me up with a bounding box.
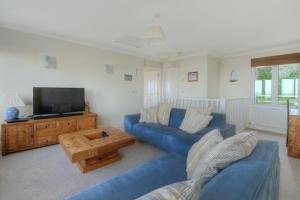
[288,145,300,158]
[289,118,296,132]
[58,119,77,133]
[35,121,57,130]
[288,131,296,145]
[78,116,97,131]
[36,136,57,146]
[35,121,58,137]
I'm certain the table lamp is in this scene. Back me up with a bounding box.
[0,94,25,121]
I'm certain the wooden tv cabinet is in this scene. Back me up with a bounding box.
[1,112,98,156]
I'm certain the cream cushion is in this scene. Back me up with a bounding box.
[136,180,200,200]
[139,107,158,123]
[193,106,213,116]
[180,108,213,134]
[158,104,172,125]
[191,131,258,187]
[186,129,223,179]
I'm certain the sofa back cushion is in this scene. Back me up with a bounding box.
[169,108,186,128]
[168,108,226,128]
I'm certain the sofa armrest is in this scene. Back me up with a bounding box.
[124,114,141,133]
[218,123,236,138]
[197,124,236,139]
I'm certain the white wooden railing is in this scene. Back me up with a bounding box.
[158,97,249,132]
[160,97,225,113]
[225,98,249,132]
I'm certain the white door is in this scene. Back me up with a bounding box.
[162,67,179,98]
[144,70,160,108]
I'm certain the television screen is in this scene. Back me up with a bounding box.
[33,87,85,116]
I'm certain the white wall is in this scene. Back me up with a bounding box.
[207,55,221,98]
[219,56,251,98]
[161,54,221,99]
[219,48,300,134]
[0,27,149,128]
[176,55,208,98]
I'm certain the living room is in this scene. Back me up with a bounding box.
[0,1,300,200]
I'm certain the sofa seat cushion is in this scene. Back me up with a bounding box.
[132,123,202,155]
[65,153,187,200]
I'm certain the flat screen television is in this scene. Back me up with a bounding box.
[33,87,85,118]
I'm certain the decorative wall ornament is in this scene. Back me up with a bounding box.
[105,64,114,74]
[124,74,133,81]
[188,71,198,82]
[229,70,238,82]
[44,55,57,69]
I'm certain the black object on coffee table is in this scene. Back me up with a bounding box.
[101,131,109,138]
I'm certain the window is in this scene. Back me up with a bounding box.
[255,67,272,104]
[253,64,300,106]
[278,64,299,106]
[252,53,300,106]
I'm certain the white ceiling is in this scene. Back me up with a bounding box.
[0,0,300,60]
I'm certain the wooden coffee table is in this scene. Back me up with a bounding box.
[58,127,135,173]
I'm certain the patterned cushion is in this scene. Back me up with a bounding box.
[140,107,158,123]
[136,180,200,200]
[186,129,223,179]
[191,131,258,187]
[180,108,213,134]
[158,104,172,125]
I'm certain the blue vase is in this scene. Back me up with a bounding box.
[6,107,19,120]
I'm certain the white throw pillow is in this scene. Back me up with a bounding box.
[139,107,158,123]
[186,129,223,179]
[158,104,172,125]
[136,180,200,200]
[191,131,258,187]
[180,108,213,134]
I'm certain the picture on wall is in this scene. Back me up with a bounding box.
[188,71,198,82]
[124,74,133,81]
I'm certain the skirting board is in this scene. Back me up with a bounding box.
[248,124,286,135]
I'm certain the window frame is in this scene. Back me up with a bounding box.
[251,64,300,107]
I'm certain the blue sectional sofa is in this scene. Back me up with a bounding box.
[124,108,236,155]
[66,108,280,200]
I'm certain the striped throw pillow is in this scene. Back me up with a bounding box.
[158,104,172,125]
[180,108,213,134]
[139,107,158,123]
[186,129,223,179]
[136,180,200,200]
[191,131,258,187]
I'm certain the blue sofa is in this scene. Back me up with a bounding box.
[66,108,279,200]
[124,108,236,155]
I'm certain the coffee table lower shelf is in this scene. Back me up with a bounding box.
[76,152,122,173]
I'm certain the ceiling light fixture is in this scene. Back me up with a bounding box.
[143,13,166,45]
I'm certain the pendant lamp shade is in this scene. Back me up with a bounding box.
[143,26,166,45]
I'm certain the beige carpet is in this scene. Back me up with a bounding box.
[0,131,299,200]
[0,141,166,200]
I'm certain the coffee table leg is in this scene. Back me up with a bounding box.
[76,152,122,173]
